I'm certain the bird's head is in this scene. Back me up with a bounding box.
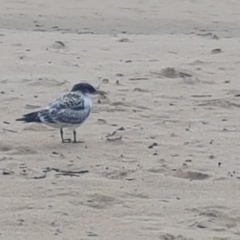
[71,83,95,95]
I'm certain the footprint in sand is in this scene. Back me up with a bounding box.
[151,67,192,79]
[25,78,67,88]
[49,41,66,50]
[8,146,37,155]
[0,143,12,152]
[0,143,37,155]
[159,233,193,240]
[197,99,240,109]
[75,193,120,209]
[147,164,210,181]
[123,192,149,199]
[172,169,210,181]
[101,166,136,180]
[183,206,240,235]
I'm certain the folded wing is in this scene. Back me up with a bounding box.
[38,92,90,125]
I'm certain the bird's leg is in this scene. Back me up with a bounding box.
[60,128,71,143]
[60,128,64,143]
[72,130,84,143]
[73,130,77,143]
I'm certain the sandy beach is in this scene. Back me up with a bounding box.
[1,0,240,239]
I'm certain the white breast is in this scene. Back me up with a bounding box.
[83,94,92,110]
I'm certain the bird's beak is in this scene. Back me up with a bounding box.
[95,89,107,96]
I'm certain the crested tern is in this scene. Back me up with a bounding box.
[16,82,102,143]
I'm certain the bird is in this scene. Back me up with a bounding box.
[16,82,103,143]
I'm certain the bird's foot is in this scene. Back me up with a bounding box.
[62,138,72,143]
[72,140,85,144]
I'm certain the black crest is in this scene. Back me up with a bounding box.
[71,83,97,94]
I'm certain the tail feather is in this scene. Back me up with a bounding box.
[16,111,41,123]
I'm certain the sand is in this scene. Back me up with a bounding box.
[1,0,240,239]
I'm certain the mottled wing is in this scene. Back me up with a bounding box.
[48,92,84,111]
[38,109,56,123]
[50,108,90,124]
[39,92,89,124]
